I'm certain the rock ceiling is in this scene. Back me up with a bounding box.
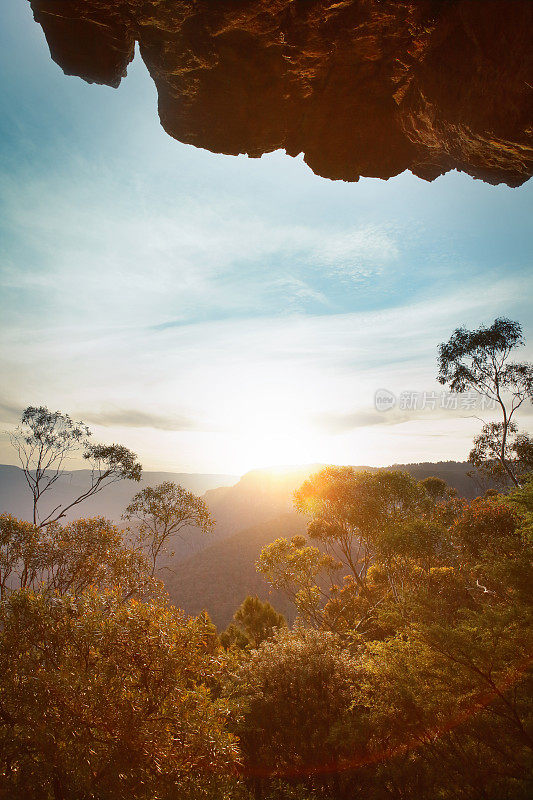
[30,0,533,185]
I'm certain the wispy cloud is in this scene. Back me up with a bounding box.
[81,408,202,432]
[0,400,22,423]
[0,165,402,336]
[314,225,400,281]
[313,410,390,433]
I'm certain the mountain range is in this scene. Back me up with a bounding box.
[0,465,237,526]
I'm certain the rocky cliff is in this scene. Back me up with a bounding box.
[29,0,533,185]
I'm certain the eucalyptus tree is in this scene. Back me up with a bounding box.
[123,481,214,576]
[10,405,142,526]
[437,318,533,487]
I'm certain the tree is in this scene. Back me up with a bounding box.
[251,474,533,800]
[420,475,456,501]
[294,468,431,591]
[258,468,440,629]
[0,590,239,800]
[354,612,533,800]
[0,514,154,602]
[437,318,533,487]
[351,482,533,799]
[123,482,214,576]
[0,515,42,601]
[512,431,533,477]
[224,628,358,792]
[220,623,252,651]
[469,427,533,487]
[9,406,142,526]
[222,595,286,649]
[257,534,340,626]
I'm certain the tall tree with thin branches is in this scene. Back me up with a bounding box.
[123,481,213,576]
[10,406,142,526]
[437,318,533,487]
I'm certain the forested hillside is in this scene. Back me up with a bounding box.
[165,513,305,628]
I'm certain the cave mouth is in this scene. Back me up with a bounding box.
[30,0,532,187]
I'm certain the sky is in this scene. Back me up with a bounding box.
[1,1,532,475]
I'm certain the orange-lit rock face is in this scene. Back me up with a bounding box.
[30,0,533,185]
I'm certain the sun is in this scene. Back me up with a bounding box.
[228,401,317,472]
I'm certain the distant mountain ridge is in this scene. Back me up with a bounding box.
[0,465,238,525]
[0,460,481,534]
[200,460,483,537]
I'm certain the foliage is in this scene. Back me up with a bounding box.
[0,590,239,800]
[9,405,142,526]
[469,423,533,488]
[253,468,533,798]
[224,628,359,788]
[258,468,450,627]
[123,481,214,575]
[220,622,253,650]
[257,535,339,625]
[0,514,155,602]
[233,595,286,646]
[512,432,533,476]
[221,595,286,649]
[3,406,533,800]
[437,318,533,487]
[419,475,456,500]
[354,614,533,800]
[437,317,526,393]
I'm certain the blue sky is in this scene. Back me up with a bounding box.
[1,0,532,473]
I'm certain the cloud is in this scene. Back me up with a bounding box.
[313,225,400,281]
[81,408,202,432]
[1,267,531,473]
[0,399,22,423]
[0,163,402,337]
[313,409,390,433]
[0,400,206,436]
